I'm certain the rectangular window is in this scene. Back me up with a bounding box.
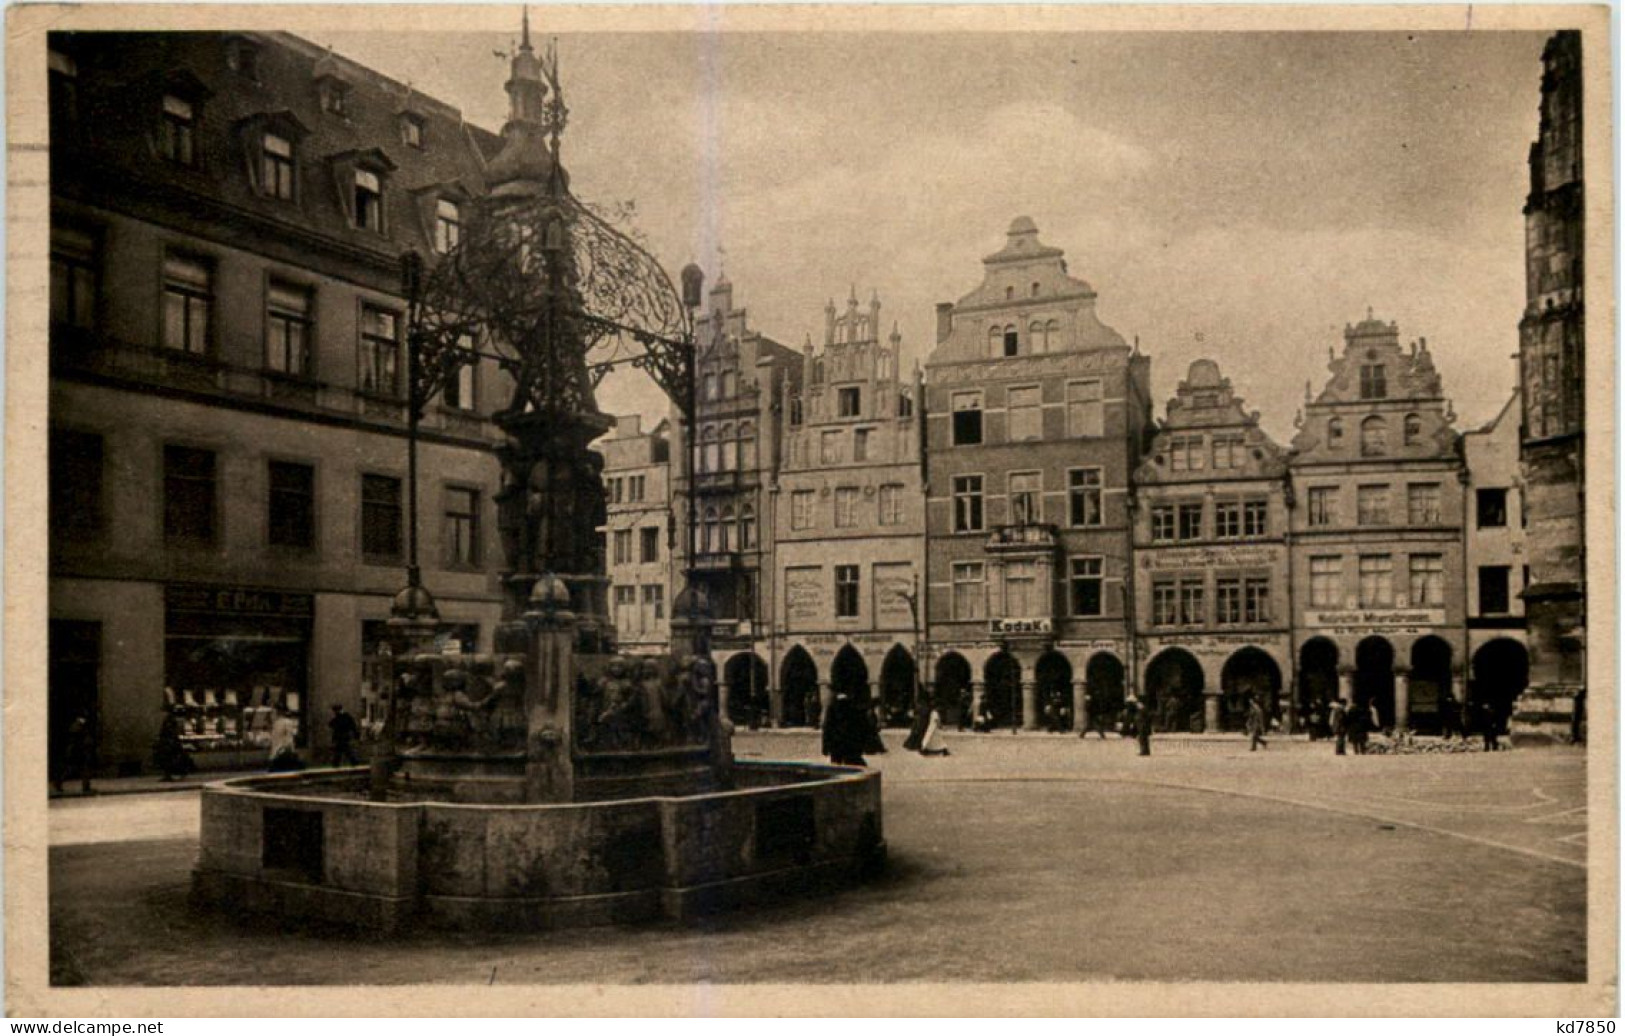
[50,428,103,537]
[1243,499,1268,537]
[1068,469,1102,527]
[629,476,645,503]
[1169,436,1206,472]
[614,585,637,632]
[1307,487,1338,527]
[50,225,97,330]
[360,474,402,560]
[261,132,295,199]
[265,281,312,376]
[878,483,903,526]
[1150,505,1175,542]
[644,584,665,621]
[435,199,461,253]
[1356,485,1390,526]
[953,475,984,533]
[1407,483,1442,525]
[1009,472,1041,525]
[1408,554,1444,607]
[1214,501,1241,539]
[1478,565,1511,614]
[835,487,859,528]
[267,461,314,549]
[164,445,216,545]
[952,392,983,446]
[1359,363,1387,399]
[1179,582,1205,626]
[1066,380,1103,437]
[354,168,383,231]
[1211,435,1245,470]
[1070,556,1103,617]
[837,386,861,417]
[1476,488,1508,528]
[400,116,423,148]
[162,253,212,354]
[1309,556,1342,608]
[1243,578,1271,623]
[1003,328,1019,357]
[359,306,400,396]
[1008,385,1041,441]
[853,428,871,462]
[820,430,843,465]
[1357,555,1393,608]
[443,343,477,411]
[640,526,659,563]
[791,490,815,530]
[1152,581,1178,626]
[1004,559,1039,617]
[613,529,632,564]
[1178,502,1203,541]
[443,487,480,567]
[834,565,860,618]
[1215,578,1242,624]
[952,562,985,620]
[159,94,195,165]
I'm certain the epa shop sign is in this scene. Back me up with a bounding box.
[1305,608,1446,634]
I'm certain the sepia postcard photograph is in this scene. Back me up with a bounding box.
[3,1,1615,1018]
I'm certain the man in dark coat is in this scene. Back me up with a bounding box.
[1329,699,1348,755]
[822,692,867,766]
[1135,699,1153,757]
[903,690,932,751]
[329,703,361,766]
[1347,699,1371,755]
[153,708,194,781]
[1478,700,1502,751]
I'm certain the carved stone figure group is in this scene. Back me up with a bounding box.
[576,653,717,752]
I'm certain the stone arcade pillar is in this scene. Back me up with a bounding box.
[1073,681,1088,735]
[818,681,833,729]
[523,575,576,804]
[1393,666,1411,733]
[970,681,986,725]
[1337,665,1355,705]
[1020,681,1038,732]
[1204,693,1222,734]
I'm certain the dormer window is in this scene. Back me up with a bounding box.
[435,198,460,252]
[261,132,295,199]
[226,38,261,80]
[319,80,350,116]
[354,169,383,231]
[400,114,425,149]
[160,95,196,166]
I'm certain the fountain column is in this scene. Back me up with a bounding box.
[524,575,576,803]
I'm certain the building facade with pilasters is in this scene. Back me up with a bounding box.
[770,291,926,729]
[922,218,1153,731]
[1287,315,1468,735]
[596,415,673,656]
[1131,360,1292,734]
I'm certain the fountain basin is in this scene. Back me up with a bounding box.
[191,761,884,932]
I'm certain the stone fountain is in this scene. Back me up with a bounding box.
[190,21,883,932]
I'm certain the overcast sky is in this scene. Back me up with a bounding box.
[318,27,1548,440]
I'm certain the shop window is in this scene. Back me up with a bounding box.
[953,475,984,533]
[164,445,217,545]
[162,253,212,355]
[834,565,860,618]
[1070,557,1103,616]
[361,473,402,560]
[50,225,98,332]
[358,306,400,396]
[265,281,312,376]
[50,428,103,538]
[444,486,480,567]
[952,392,983,446]
[1476,488,1508,528]
[267,461,315,550]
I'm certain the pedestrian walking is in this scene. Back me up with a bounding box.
[1348,699,1371,755]
[902,693,932,752]
[1136,699,1153,757]
[267,710,305,772]
[57,711,95,794]
[1246,697,1269,752]
[153,707,195,781]
[1477,700,1501,752]
[918,707,951,757]
[1329,699,1348,756]
[822,691,868,766]
[328,703,361,767]
[864,705,887,755]
[1437,691,1462,740]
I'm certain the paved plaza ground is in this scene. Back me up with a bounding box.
[48,733,1587,986]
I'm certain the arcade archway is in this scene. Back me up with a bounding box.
[1471,638,1528,736]
[724,653,769,728]
[831,645,871,707]
[1035,651,1073,731]
[780,646,818,728]
[1221,648,1282,733]
[1409,636,1453,734]
[1298,638,1339,735]
[1145,648,1204,733]
[879,645,918,728]
[983,652,1022,730]
[1355,637,1396,730]
[935,653,972,729]
[1085,652,1125,733]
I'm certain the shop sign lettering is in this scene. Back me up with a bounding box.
[166,583,314,618]
[990,617,1052,636]
[1141,546,1279,570]
[1306,609,1445,629]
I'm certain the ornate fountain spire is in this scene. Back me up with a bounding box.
[487,8,567,194]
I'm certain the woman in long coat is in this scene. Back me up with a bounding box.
[822,692,867,766]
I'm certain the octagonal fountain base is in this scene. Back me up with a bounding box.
[191,761,884,932]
